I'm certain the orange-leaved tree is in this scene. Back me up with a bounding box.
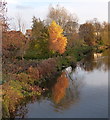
[52,72,69,104]
[48,21,67,54]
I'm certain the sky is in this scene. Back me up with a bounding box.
[5,0,109,30]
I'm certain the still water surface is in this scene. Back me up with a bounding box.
[16,50,109,118]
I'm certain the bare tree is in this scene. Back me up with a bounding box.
[92,18,102,42]
[47,4,78,33]
[0,0,8,31]
[16,13,26,33]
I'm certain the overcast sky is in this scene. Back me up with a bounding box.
[5,0,109,30]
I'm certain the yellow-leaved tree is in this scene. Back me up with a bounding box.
[48,21,67,54]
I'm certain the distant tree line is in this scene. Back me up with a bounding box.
[2,3,110,60]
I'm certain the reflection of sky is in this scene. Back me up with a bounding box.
[84,69,108,87]
[20,64,108,118]
[15,56,108,118]
[25,63,108,117]
[63,57,108,118]
[6,0,108,30]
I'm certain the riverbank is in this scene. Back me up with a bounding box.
[17,52,108,118]
[2,57,74,118]
[2,45,109,118]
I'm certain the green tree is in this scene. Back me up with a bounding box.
[30,17,49,58]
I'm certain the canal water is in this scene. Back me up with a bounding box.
[15,50,109,118]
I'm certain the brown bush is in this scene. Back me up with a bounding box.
[27,66,40,80]
[37,58,56,77]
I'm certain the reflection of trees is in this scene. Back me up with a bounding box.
[15,105,28,118]
[79,52,96,72]
[51,72,80,111]
[52,72,69,104]
[102,49,110,70]
[14,96,40,118]
[79,49,110,72]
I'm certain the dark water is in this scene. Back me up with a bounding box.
[15,49,109,118]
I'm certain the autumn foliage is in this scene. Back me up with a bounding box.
[48,21,67,54]
[2,31,29,59]
[52,72,69,104]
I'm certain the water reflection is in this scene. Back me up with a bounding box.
[52,72,69,104]
[79,50,110,72]
[15,70,81,117]
[14,49,109,118]
[15,105,28,118]
[51,71,80,112]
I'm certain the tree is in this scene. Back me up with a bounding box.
[67,32,83,47]
[2,31,29,60]
[92,18,102,44]
[0,0,8,31]
[48,21,67,54]
[79,22,95,46]
[15,13,26,33]
[47,5,78,49]
[64,21,78,34]
[101,22,110,46]
[47,5,78,33]
[30,17,49,58]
